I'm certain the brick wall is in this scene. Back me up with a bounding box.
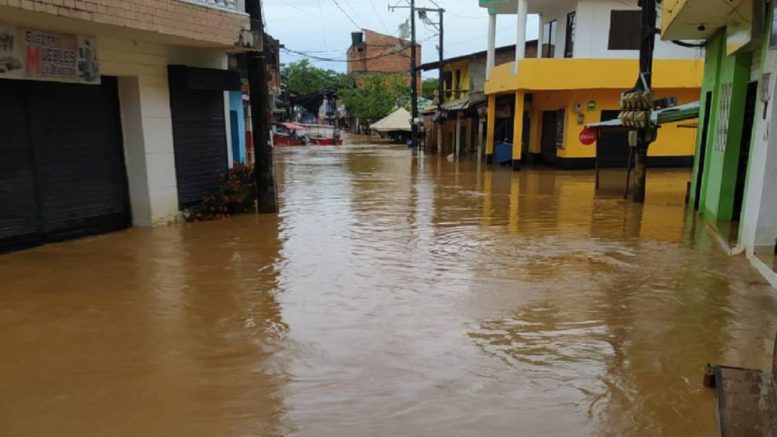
[0,0,248,47]
[347,29,421,76]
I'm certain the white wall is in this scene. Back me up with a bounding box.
[741,42,777,253]
[101,36,229,226]
[537,3,573,59]
[537,0,703,60]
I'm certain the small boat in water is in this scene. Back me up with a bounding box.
[302,124,344,146]
[272,122,306,146]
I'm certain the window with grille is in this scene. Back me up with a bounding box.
[542,20,557,58]
[608,10,641,50]
[565,11,576,58]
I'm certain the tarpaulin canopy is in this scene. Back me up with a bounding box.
[370,107,412,132]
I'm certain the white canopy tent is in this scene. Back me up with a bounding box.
[370,107,412,132]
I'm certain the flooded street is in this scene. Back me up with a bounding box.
[2,144,777,436]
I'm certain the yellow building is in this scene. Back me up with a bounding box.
[479,0,704,169]
[420,42,538,156]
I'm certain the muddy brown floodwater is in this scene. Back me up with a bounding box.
[2,143,777,436]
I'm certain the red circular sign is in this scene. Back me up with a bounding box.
[579,127,597,145]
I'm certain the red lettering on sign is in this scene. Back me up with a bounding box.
[25,45,41,75]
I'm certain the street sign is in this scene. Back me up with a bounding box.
[579,127,597,145]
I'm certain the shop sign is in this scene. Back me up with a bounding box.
[579,127,597,146]
[0,24,99,84]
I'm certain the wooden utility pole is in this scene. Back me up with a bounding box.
[631,0,657,203]
[246,0,278,213]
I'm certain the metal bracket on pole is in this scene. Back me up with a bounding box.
[237,28,263,50]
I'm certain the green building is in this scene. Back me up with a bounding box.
[662,0,777,287]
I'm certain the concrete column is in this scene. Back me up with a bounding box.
[514,0,528,74]
[512,90,525,171]
[455,112,462,158]
[117,76,180,227]
[478,115,485,159]
[486,12,497,80]
[529,108,542,161]
[224,91,234,167]
[537,14,543,59]
[486,94,496,163]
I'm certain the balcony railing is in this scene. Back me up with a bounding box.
[182,0,244,13]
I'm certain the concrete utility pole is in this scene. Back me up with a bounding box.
[391,2,444,152]
[246,0,278,213]
[630,0,657,203]
[410,0,419,151]
[437,9,444,110]
[420,5,446,154]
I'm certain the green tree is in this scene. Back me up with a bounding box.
[281,59,352,95]
[421,78,438,101]
[339,74,410,121]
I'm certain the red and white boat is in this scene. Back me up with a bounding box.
[302,124,344,146]
[272,122,306,146]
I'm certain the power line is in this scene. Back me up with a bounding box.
[282,45,412,63]
[331,0,361,29]
[316,0,329,49]
[369,0,391,33]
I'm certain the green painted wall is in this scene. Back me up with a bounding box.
[689,33,723,211]
[692,31,753,222]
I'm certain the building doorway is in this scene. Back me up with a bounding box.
[596,110,630,168]
[732,81,758,221]
[694,92,713,211]
[540,110,560,164]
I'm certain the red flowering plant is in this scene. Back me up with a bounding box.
[182,163,257,222]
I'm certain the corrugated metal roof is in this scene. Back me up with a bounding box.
[440,93,487,111]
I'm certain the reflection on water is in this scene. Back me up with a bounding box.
[1,144,776,436]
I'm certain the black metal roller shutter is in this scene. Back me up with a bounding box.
[168,67,229,209]
[28,77,130,240]
[0,80,40,249]
[0,77,130,252]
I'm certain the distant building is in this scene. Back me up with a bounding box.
[419,41,539,155]
[347,29,421,89]
[229,34,284,165]
[476,0,703,169]
[0,0,249,252]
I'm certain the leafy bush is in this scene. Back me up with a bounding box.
[182,163,256,222]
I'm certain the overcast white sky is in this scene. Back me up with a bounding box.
[264,0,539,75]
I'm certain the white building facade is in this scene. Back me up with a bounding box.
[478,0,704,169]
[0,0,249,251]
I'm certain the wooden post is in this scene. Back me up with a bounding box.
[246,0,278,213]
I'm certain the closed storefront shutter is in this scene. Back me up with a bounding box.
[168,68,229,208]
[0,80,40,248]
[28,78,130,240]
[0,77,130,252]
